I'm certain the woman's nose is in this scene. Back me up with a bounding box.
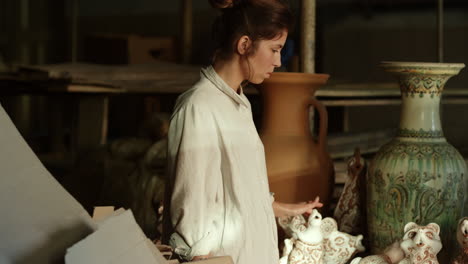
[274,55,281,68]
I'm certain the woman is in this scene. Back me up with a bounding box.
[163,0,323,263]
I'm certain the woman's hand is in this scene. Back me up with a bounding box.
[272,196,323,218]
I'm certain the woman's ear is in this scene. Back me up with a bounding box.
[236,35,251,55]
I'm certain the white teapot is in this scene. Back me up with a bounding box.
[280,209,324,264]
[279,209,365,264]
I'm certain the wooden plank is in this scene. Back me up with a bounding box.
[322,99,401,106]
[321,98,468,107]
[327,129,395,159]
[50,84,124,94]
[333,160,349,185]
[10,63,468,98]
[442,98,468,104]
[0,74,124,94]
[17,62,200,81]
[16,62,200,93]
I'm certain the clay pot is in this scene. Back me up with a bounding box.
[258,72,335,208]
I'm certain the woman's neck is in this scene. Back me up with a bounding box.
[212,58,245,93]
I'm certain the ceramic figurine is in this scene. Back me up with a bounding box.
[350,242,405,264]
[333,148,367,235]
[399,222,442,264]
[456,217,468,248]
[280,238,295,264]
[281,238,324,264]
[280,209,324,264]
[293,209,324,245]
[351,222,442,264]
[278,214,306,240]
[453,217,468,264]
[321,217,365,264]
[279,210,365,264]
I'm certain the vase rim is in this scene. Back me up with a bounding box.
[380,61,466,69]
[262,72,330,85]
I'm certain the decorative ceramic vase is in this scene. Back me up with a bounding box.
[367,62,467,259]
[258,72,335,207]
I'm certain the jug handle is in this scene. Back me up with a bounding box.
[308,97,328,152]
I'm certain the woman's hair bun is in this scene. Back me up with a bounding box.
[209,0,235,9]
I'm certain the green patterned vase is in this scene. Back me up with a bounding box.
[367,62,467,259]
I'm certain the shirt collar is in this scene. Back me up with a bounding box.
[200,65,249,108]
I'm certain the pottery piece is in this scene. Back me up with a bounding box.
[452,217,468,264]
[258,72,334,207]
[279,210,364,264]
[399,222,442,264]
[280,238,324,264]
[456,217,468,249]
[351,256,393,264]
[351,222,442,264]
[320,217,365,264]
[280,210,324,264]
[350,242,405,264]
[367,62,467,260]
[293,209,324,245]
[280,238,296,264]
[278,214,306,240]
[333,148,367,235]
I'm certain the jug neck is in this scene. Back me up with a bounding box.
[397,94,443,139]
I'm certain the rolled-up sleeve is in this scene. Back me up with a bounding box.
[166,102,224,260]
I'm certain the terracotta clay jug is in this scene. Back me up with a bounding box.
[258,72,335,209]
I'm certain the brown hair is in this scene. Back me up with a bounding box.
[209,0,294,62]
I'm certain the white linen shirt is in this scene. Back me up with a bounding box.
[164,66,278,264]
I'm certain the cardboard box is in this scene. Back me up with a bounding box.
[65,209,167,264]
[85,207,234,264]
[84,34,178,64]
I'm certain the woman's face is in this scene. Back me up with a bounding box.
[245,30,288,84]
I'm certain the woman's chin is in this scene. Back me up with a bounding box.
[249,77,265,84]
